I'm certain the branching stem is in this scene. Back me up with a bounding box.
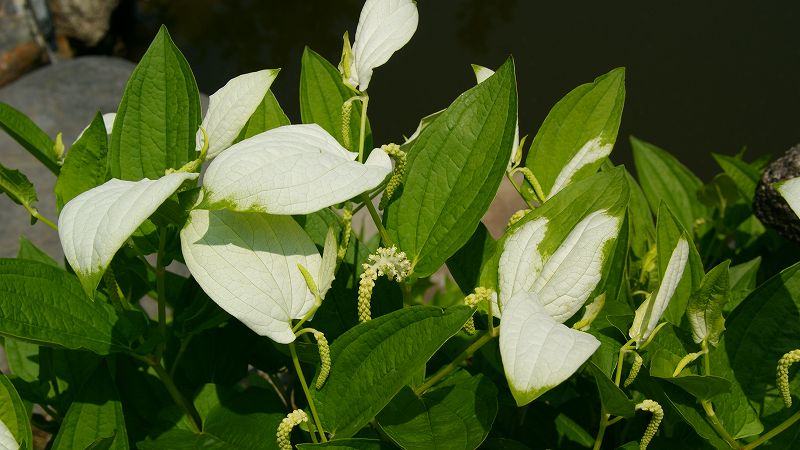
[289,342,327,443]
[415,331,497,395]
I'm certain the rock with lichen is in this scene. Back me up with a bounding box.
[753,144,800,243]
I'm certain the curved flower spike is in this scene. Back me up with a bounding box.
[498,209,621,405]
[58,172,199,297]
[344,0,419,91]
[277,409,308,450]
[181,209,321,344]
[202,124,392,215]
[629,237,689,346]
[198,69,280,160]
[0,417,18,450]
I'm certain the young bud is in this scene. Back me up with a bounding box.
[778,349,800,408]
[635,399,663,450]
[462,287,495,335]
[624,352,643,388]
[507,209,530,229]
[276,409,308,450]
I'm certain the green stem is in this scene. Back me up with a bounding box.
[357,95,369,163]
[592,410,608,450]
[742,409,800,450]
[505,171,536,209]
[156,228,168,359]
[701,400,740,448]
[361,194,393,246]
[151,362,201,432]
[24,204,58,231]
[289,342,327,443]
[415,331,496,395]
[169,335,193,379]
[614,339,636,387]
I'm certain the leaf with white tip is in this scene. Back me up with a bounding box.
[499,292,600,406]
[58,172,199,297]
[687,260,729,346]
[347,0,418,91]
[180,209,321,344]
[472,63,519,165]
[201,124,391,215]
[498,210,621,322]
[199,69,280,159]
[777,176,800,219]
[630,237,689,346]
[0,419,17,450]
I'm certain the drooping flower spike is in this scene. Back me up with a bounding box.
[341,0,419,91]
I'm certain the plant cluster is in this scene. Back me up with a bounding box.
[1,0,800,449]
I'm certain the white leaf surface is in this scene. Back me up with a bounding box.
[181,209,321,344]
[547,137,613,199]
[348,0,418,90]
[202,124,392,215]
[499,291,600,406]
[498,217,548,316]
[630,237,689,345]
[777,176,800,219]
[318,227,338,298]
[198,69,279,159]
[533,210,620,322]
[0,418,17,450]
[58,172,198,297]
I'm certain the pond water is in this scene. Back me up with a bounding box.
[116,0,800,179]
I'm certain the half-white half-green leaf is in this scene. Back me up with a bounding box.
[498,210,620,322]
[180,209,321,344]
[499,291,600,406]
[346,0,418,91]
[776,176,800,219]
[198,69,280,159]
[201,124,392,215]
[58,172,199,297]
[0,417,17,450]
[629,236,689,346]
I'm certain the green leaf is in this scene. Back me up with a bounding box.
[526,68,625,199]
[299,47,370,151]
[51,364,128,450]
[136,430,228,449]
[712,153,761,202]
[726,256,760,312]
[0,101,58,173]
[297,439,390,449]
[625,169,655,259]
[0,259,146,355]
[385,58,517,277]
[656,204,704,326]
[446,222,496,295]
[110,25,201,180]
[376,372,497,449]
[686,261,729,346]
[554,413,594,448]
[17,235,58,267]
[662,375,731,401]
[0,372,32,448]
[0,163,37,210]
[235,91,291,142]
[311,305,475,438]
[3,338,40,382]
[55,112,109,210]
[585,362,635,417]
[632,137,707,232]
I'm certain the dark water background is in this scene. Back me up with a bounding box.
[115,0,800,179]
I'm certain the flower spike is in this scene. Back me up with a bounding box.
[624,352,643,388]
[378,143,406,209]
[462,287,495,335]
[507,209,530,229]
[778,349,800,408]
[313,330,332,389]
[277,409,309,450]
[357,246,411,322]
[635,399,664,450]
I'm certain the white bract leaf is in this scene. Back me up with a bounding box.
[347,0,418,91]
[0,418,17,450]
[202,124,392,215]
[318,227,338,298]
[472,64,519,167]
[58,172,198,297]
[777,176,800,219]
[629,237,689,346]
[548,137,613,199]
[499,291,600,406]
[181,209,321,344]
[498,217,548,316]
[198,69,280,159]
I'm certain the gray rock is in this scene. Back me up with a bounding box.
[0,56,134,259]
[48,0,119,46]
[753,144,800,243]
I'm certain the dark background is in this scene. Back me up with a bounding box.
[113,0,800,179]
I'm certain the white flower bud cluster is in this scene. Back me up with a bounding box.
[635,399,663,450]
[462,287,495,335]
[357,246,411,322]
[507,209,530,228]
[778,349,800,408]
[276,409,308,450]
